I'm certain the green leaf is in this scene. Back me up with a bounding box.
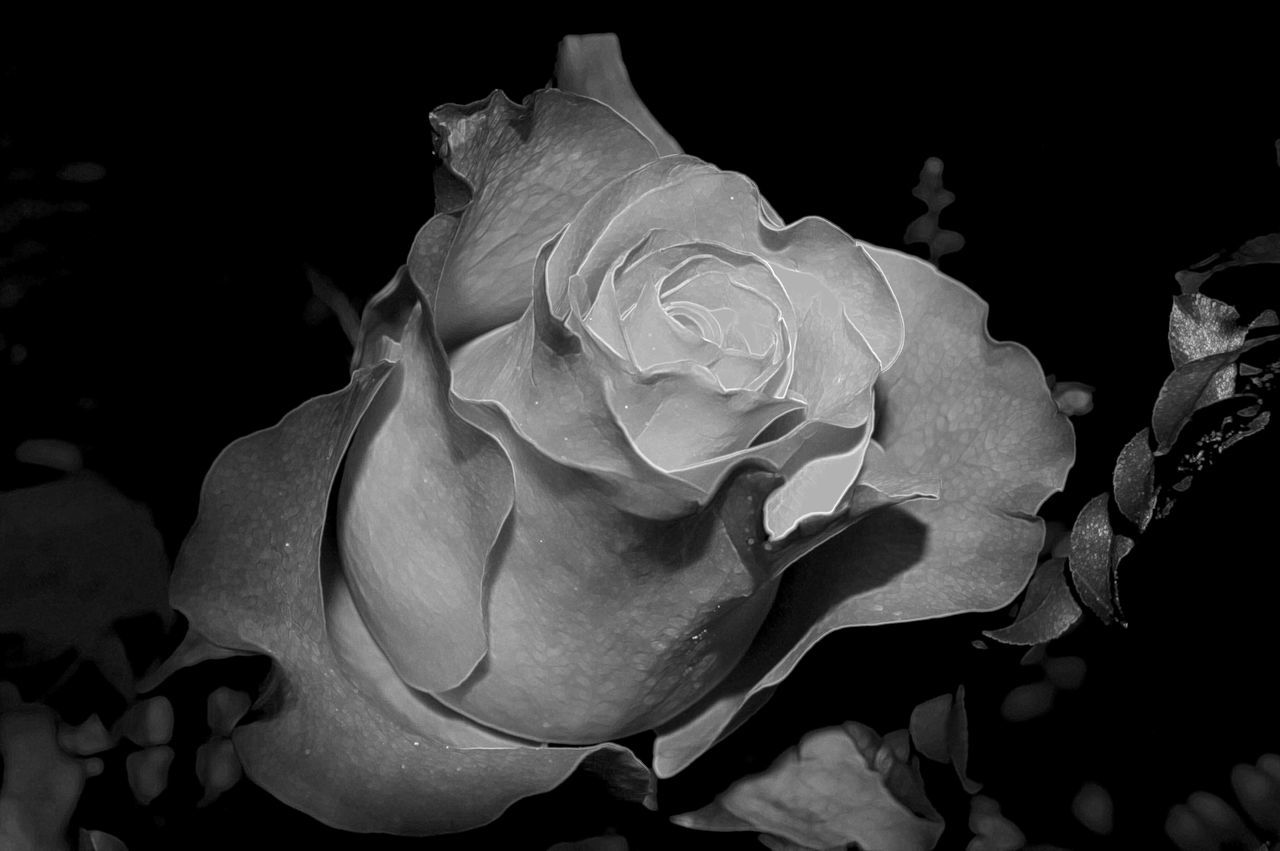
[653,245,1075,778]
[1151,334,1277,452]
[1068,494,1117,626]
[983,557,1083,646]
[1112,428,1155,531]
[1169,293,1250,368]
[672,721,944,851]
[353,215,459,371]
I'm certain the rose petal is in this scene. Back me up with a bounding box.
[653,246,1074,777]
[761,421,873,541]
[555,33,682,157]
[406,211,462,316]
[323,565,529,748]
[428,90,658,350]
[449,236,709,519]
[605,362,806,472]
[432,394,785,743]
[787,294,879,427]
[167,342,651,834]
[546,156,898,408]
[337,300,516,692]
[621,273,722,370]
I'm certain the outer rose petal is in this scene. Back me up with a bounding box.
[653,246,1075,777]
[427,89,658,351]
[555,33,683,157]
[167,318,652,836]
[337,295,516,693]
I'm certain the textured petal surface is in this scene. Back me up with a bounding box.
[433,392,786,743]
[555,33,682,157]
[337,301,515,692]
[453,157,898,512]
[449,237,709,519]
[168,354,650,835]
[428,89,658,351]
[546,157,901,377]
[653,246,1074,777]
[406,213,462,315]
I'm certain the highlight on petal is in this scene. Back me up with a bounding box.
[337,301,515,693]
[166,316,651,834]
[671,721,944,851]
[761,420,872,541]
[654,246,1073,777]
[555,33,682,157]
[429,89,659,350]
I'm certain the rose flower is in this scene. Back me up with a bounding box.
[159,35,1074,836]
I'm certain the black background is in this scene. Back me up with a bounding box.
[2,23,1278,850]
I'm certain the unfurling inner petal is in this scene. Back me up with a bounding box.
[621,278,722,371]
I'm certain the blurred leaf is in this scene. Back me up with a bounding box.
[0,701,86,849]
[904,157,965,265]
[546,835,628,851]
[1068,494,1117,626]
[1174,232,1280,294]
[948,685,980,794]
[0,473,173,699]
[1050,380,1094,416]
[673,721,944,851]
[78,828,129,850]
[983,558,1082,645]
[1112,428,1156,531]
[967,795,1026,851]
[908,693,952,764]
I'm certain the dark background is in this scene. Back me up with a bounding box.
[2,25,1277,850]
